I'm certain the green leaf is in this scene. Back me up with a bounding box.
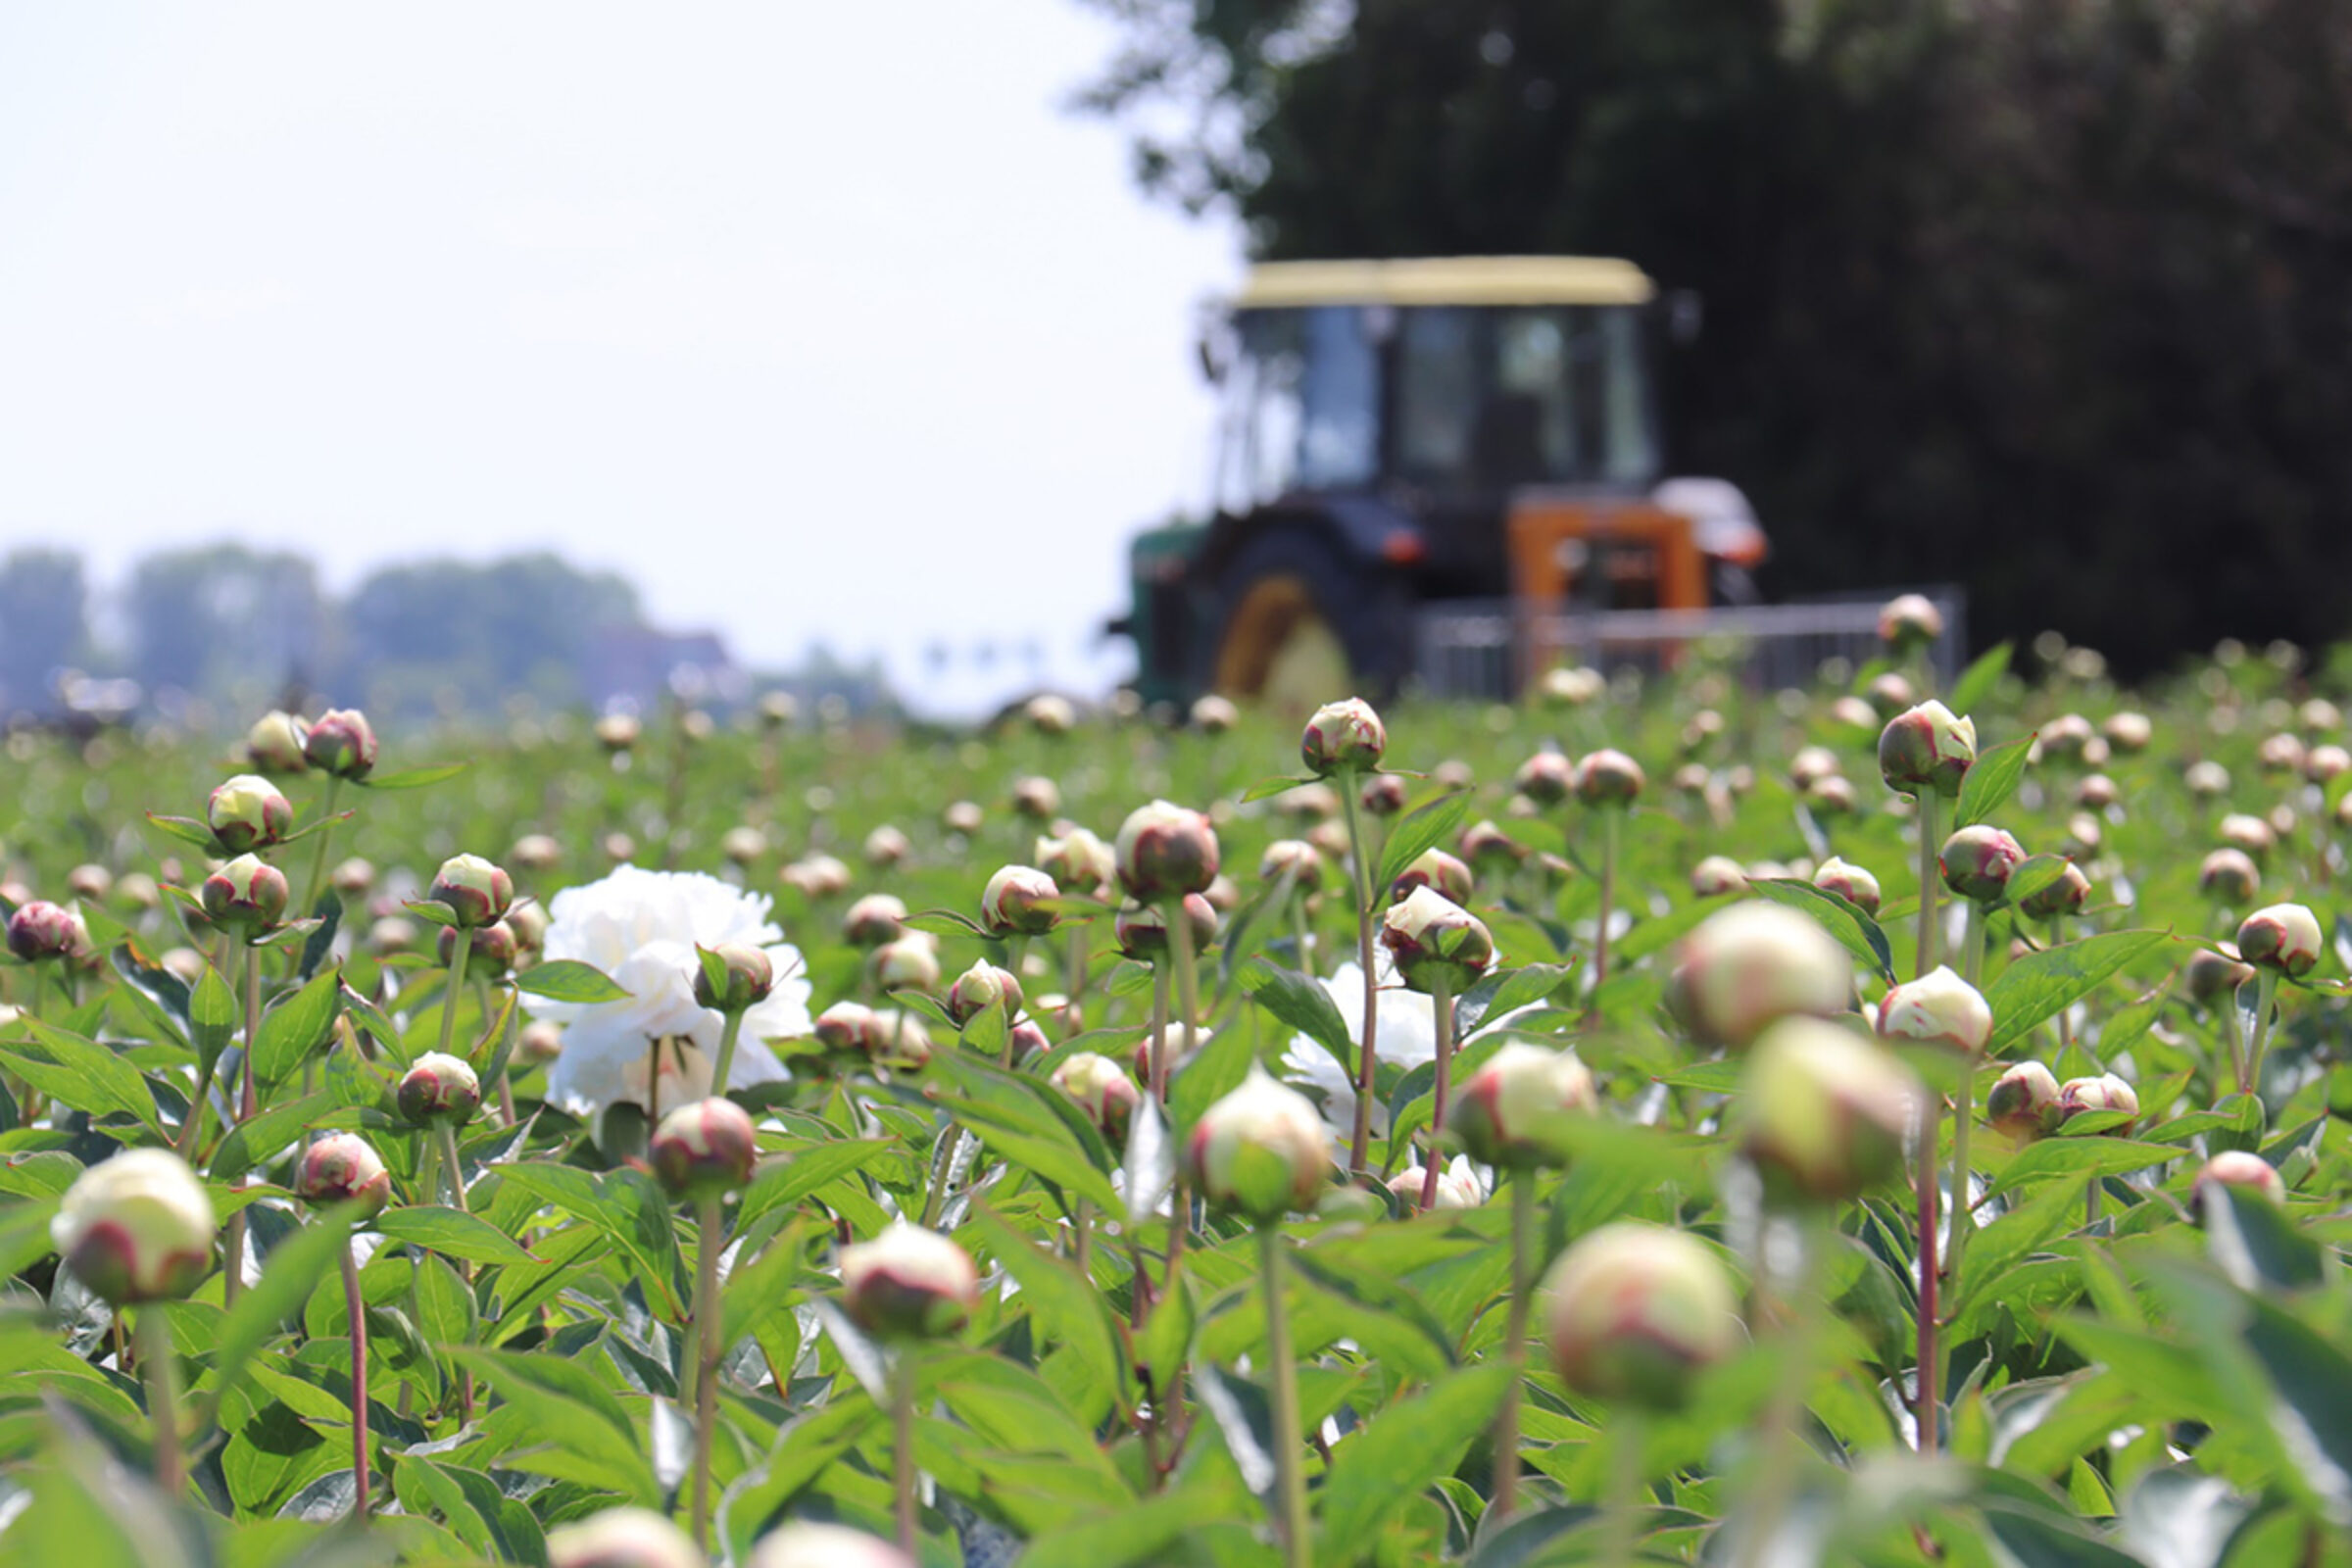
[1456,962,1574,1037]
[358,762,468,790]
[2203,1181,2325,1292]
[1956,733,2035,829]
[401,899,459,928]
[1318,1359,1517,1562]
[1746,879,1895,983]
[512,959,631,1004]
[209,1090,343,1184]
[0,1020,164,1136]
[189,964,238,1070]
[1984,1138,2179,1203]
[144,811,223,852]
[297,890,342,982]
[1240,773,1322,804]
[200,1200,361,1430]
[1985,929,2170,1055]
[2001,855,2075,913]
[716,1398,880,1561]
[250,966,342,1087]
[373,1203,538,1266]
[1377,790,1472,891]
[736,1139,897,1233]
[1948,640,2013,715]
[1237,956,1354,1079]
[922,1053,1119,1211]
[977,1208,1124,1420]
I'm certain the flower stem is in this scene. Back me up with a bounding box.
[437,1122,466,1210]
[710,1009,747,1101]
[1736,1215,1825,1568]
[1603,1411,1645,1568]
[1418,976,1455,1211]
[892,1348,920,1559]
[1944,1061,1977,1313]
[299,775,343,931]
[339,1243,371,1521]
[223,940,264,1307]
[139,1306,183,1495]
[2241,968,2280,1100]
[1165,898,1201,1075]
[1259,1225,1311,1568]
[1914,1091,1942,1455]
[1915,792,1942,979]
[1148,962,1171,1106]
[691,1192,722,1550]
[1341,768,1384,1176]
[1493,1173,1536,1519]
[1592,807,1621,997]
[438,926,473,1061]
[1960,900,1983,987]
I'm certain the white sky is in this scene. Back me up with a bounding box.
[0,3,1238,715]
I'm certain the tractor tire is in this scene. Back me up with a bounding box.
[1207,531,1414,709]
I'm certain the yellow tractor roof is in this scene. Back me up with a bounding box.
[1233,255,1656,311]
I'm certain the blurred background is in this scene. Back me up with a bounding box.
[3,1,2348,723]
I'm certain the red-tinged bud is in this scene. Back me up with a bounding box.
[1877,592,1943,650]
[758,690,799,730]
[546,1507,705,1568]
[1985,1060,2063,1143]
[2074,773,2118,810]
[871,936,940,994]
[1811,857,1881,915]
[1878,701,1976,798]
[1866,672,1916,718]
[304,708,377,780]
[842,894,906,948]
[295,1132,392,1218]
[1278,781,1339,821]
[594,712,642,753]
[429,854,514,928]
[720,826,767,867]
[1005,1015,1049,1062]
[750,1523,911,1568]
[694,942,775,1014]
[2217,815,2275,866]
[1204,872,1242,911]
[2058,1072,2138,1134]
[2183,760,2230,799]
[1113,895,1217,961]
[1011,776,1060,820]
[2308,745,2350,785]
[2019,861,2092,920]
[1024,694,1077,735]
[368,915,419,955]
[51,1148,216,1306]
[65,864,110,905]
[246,710,310,774]
[2038,713,2094,762]
[946,961,1022,1025]
[2103,711,2152,753]
[2186,945,2256,1004]
[780,854,852,901]
[1190,693,1238,734]
[1381,886,1495,995]
[1259,839,1324,892]
[1186,1067,1331,1222]
[1538,665,1605,708]
[1115,800,1219,901]
[1877,965,1993,1055]
[1810,775,1861,815]
[511,833,563,873]
[840,1222,978,1341]
[1300,697,1387,776]
[519,1020,564,1063]
[442,919,518,974]
[1389,1163,1483,1211]
[1740,1017,1918,1203]
[331,858,376,897]
[208,773,293,853]
[506,898,549,953]
[1830,695,1879,731]
[203,854,290,937]
[2193,1150,2285,1213]
[1938,824,2025,905]
[1543,1223,1739,1412]
[1575,749,1644,807]
[7,899,87,962]
[1131,1022,1208,1079]
[1359,772,1409,816]
[1036,829,1114,894]
[1670,762,1712,798]
[1788,746,1838,791]
[980,864,1060,937]
[2258,731,2307,775]
[1668,902,1853,1050]
[863,825,909,868]
[1050,1051,1139,1141]
[1690,856,1747,898]
[1458,819,1522,874]
[1515,751,1576,807]
[942,801,984,837]
[1390,848,1474,907]
[814,1001,887,1058]
[650,1098,759,1198]
[1446,1042,1597,1169]
[397,1052,481,1126]
[2236,902,2322,977]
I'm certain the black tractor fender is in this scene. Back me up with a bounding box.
[1189,496,1423,588]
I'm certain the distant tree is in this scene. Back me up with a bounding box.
[0,550,91,715]
[127,544,323,710]
[338,553,646,716]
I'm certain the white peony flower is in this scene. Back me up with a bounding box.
[525,865,812,1117]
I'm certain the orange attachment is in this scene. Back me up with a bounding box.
[1505,496,1706,681]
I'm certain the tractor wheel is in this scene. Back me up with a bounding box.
[1208,532,1412,710]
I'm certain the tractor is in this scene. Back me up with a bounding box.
[1111,256,1768,709]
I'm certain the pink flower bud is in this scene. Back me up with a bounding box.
[1876,592,1943,649]
[2074,773,2118,810]
[651,1098,760,1198]
[246,710,311,773]
[511,833,563,873]
[1010,776,1061,820]
[1457,819,1522,874]
[1866,672,1917,718]
[295,1132,392,1217]
[1024,694,1077,735]
[2258,731,2307,775]
[2058,1072,2139,1134]
[2192,1150,2285,1212]
[1186,1067,1331,1221]
[863,825,910,869]
[1740,1017,1918,1202]
[1575,748,1645,808]
[840,1222,979,1341]
[1389,1163,1482,1211]
[519,1020,564,1063]
[1115,800,1220,901]
[1543,1223,1739,1411]
[2219,813,2276,860]
[1190,694,1239,733]
[1514,751,1576,807]
[1380,886,1496,995]
[208,773,293,853]
[52,1148,215,1306]
[1938,824,2024,905]
[1258,839,1325,892]
[303,708,378,780]
[428,854,514,929]
[2103,711,2152,753]
[202,854,290,937]
[694,942,776,1014]
[2038,713,2094,762]
[1538,665,1605,708]
[1300,697,1387,776]
[1445,1043,1597,1169]
[7,899,88,963]
[1877,966,1993,1055]
[1690,856,1748,898]
[814,1001,887,1058]
[2183,760,2230,798]
[1390,848,1474,907]
[980,864,1061,937]
[594,712,642,753]
[398,1052,482,1126]
[2186,945,2256,1004]
[1878,701,1976,798]
[842,894,907,948]
[442,919,518,974]
[2018,860,2092,920]
[749,1522,912,1568]
[2236,902,2322,978]
[1036,829,1115,894]
[2308,745,2350,785]
[1788,746,1840,791]
[1667,902,1853,1050]
[546,1506,705,1568]
[1985,1060,2063,1143]
[720,826,768,867]
[1050,1051,1140,1142]
[1113,895,1217,960]
[1810,857,1881,915]
[368,915,419,955]
[1359,772,1409,816]
[946,961,1023,1026]
[942,801,984,837]
[870,936,940,994]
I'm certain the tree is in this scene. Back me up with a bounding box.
[127,544,323,711]
[0,550,90,715]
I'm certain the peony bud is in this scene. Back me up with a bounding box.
[1543,1224,1738,1411]
[783,854,852,901]
[2102,711,2152,753]
[650,1098,760,1198]
[720,826,768,867]
[397,1052,482,1126]
[2219,813,2276,860]
[1458,819,1522,875]
[1877,965,1993,1055]
[1024,694,1077,735]
[2019,860,2092,920]
[511,833,562,873]
[1258,839,1324,892]
[593,712,642,753]
[1300,697,1387,776]
[1538,665,1605,708]
[2183,760,2230,799]
[2196,849,2259,905]
[1389,1163,1483,1211]
[7,899,87,962]
[814,1001,887,1058]
[1878,701,1976,798]
[519,1020,564,1063]
[1036,829,1115,894]
[840,1222,979,1340]
[1011,776,1061,820]
[946,960,1023,1026]
[1514,751,1576,807]
[506,898,549,953]
[1381,886,1495,995]
[1740,1017,1918,1202]
[1575,748,1644,807]
[694,942,775,1014]
[303,708,377,780]
[1938,825,2024,905]
[1390,847,1474,907]
[2058,1072,2139,1133]
[2038,713,2094,763]
[758,690,799,730]
[2074,773,2118,811]
[1811,857,1881,915]
[331,857,376,897]
[368,915,419,955]
[2192,1150,2285,1211]
[863,825,910,869]
[2258,732,2307,775]
[546,1507,705,1568]
[246,710,310,774]
[1985,1060,2063,1143]
[201,855,290,937]
[942,801,984,837]
[1877,592,1944,650]
[2309,745,2351,785]
[208,773,293,853]
[749,1522,911,1568]
[1186,1067,1331,1222]
[428,854,514,929]
[1190,693,1239,733]
[1668,902,1853,1050]
[871,936,940,994]
[1690,856,1747,899]
[842,894,907,948]
[295,1132,392,1218]
[1359,772,1409,816]
[1115,800,1220,901]
[980,864,1060,937]
[1050,1052,1140,1142]
[2186,944,2256,1005]
[1113,895,1217,961]
[2236,903,2322,978]
[442,919,518,974]
[1445,1043,1597,1169]
[52,1149,216,1307]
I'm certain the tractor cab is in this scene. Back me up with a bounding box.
[1118,256,1766,707]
